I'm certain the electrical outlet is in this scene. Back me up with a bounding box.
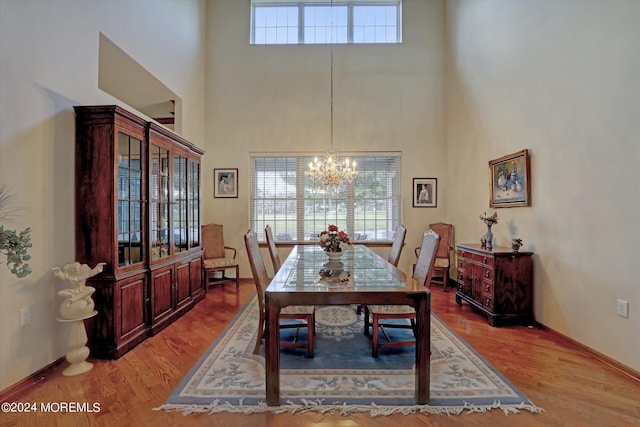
[616,299,629,318]
[19,307,31,327]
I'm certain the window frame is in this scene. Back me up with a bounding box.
[250,0,402,45]
[249,152,402,245]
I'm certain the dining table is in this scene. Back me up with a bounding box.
[264,244,431,406]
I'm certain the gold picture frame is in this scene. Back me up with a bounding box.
[489,149,530,208]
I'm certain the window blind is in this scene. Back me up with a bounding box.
[249,152,402,243]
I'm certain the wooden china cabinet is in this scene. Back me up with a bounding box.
[74,105,205,359]
[147,122,204,335]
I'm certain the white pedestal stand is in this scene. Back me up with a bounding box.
[57,311,97,376]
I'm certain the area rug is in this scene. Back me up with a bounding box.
[155,296,542,417]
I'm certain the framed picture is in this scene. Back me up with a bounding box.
[214,168,238,198]
[489,149,530,208]
[413,178,437,208]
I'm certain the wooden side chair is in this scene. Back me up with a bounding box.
[244,230,315,358]
[201,223,239,288]
[387,224,407,267]
[415,222,453,291]
[367,229,439,358]
[360,224,406,319]
[265,225,282,274]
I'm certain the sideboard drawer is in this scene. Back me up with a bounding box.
[482,280,494,295]
[482,267,494,282]
[474,253,493,266]
[482,294,494,311]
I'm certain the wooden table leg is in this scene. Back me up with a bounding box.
[265,293,280,406]
[414,293,431,404]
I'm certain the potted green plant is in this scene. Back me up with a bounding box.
[0,185,32,278]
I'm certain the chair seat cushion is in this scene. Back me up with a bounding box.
[368,305,415,315]
[203,258,239,269]
[282,305,315,315]
[434,258,449,268]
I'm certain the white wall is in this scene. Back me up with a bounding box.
[0,0,206,390]
[4,0,635,394]
[445,0,640,371]
[203,0,447,276]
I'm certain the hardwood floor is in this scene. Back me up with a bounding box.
[2,280,639,427]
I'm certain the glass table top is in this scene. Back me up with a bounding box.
[270,245,408,291]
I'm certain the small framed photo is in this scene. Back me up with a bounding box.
[413,178,437,208]
[214,168,238,198]
[489,149,530,208]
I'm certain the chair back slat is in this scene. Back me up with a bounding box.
[412,229,440,286]
[387,224,407,267]
[265,225,282,273]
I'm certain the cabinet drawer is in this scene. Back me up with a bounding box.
[458,281,471,296]
[482,294,494,310]
[457,250,474,261]
[482,267,494,282]
[474,253,493,266]
[482,280,494,295]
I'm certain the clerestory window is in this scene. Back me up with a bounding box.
[251,0,402,45]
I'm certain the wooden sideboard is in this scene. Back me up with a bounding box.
[455,243,533,326]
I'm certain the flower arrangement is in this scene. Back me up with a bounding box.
[512,238,523,252]
[319,224,351,253]
[479,212,499,225]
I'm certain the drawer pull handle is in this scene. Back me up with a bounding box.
[483,257,487,263]
[486,271,490,277]
[485,284,490,291]
[485,299,490,306]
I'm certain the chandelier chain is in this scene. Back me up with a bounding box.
[330,0,334,150]
[306,0,357,187]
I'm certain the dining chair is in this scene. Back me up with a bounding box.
[387,224,407,267]
[265,225,282,274]
[366,229,439,358]
[359,224,406,318]
[202,223,239,288]
[415,222,453,291]
[244,230,315,358]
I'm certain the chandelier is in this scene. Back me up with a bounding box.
[307,1,357,186]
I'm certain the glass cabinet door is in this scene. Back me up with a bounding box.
[173,154,188,253]
[150,144,170,260]
[117,133,143,267]
[188,159,201,248]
